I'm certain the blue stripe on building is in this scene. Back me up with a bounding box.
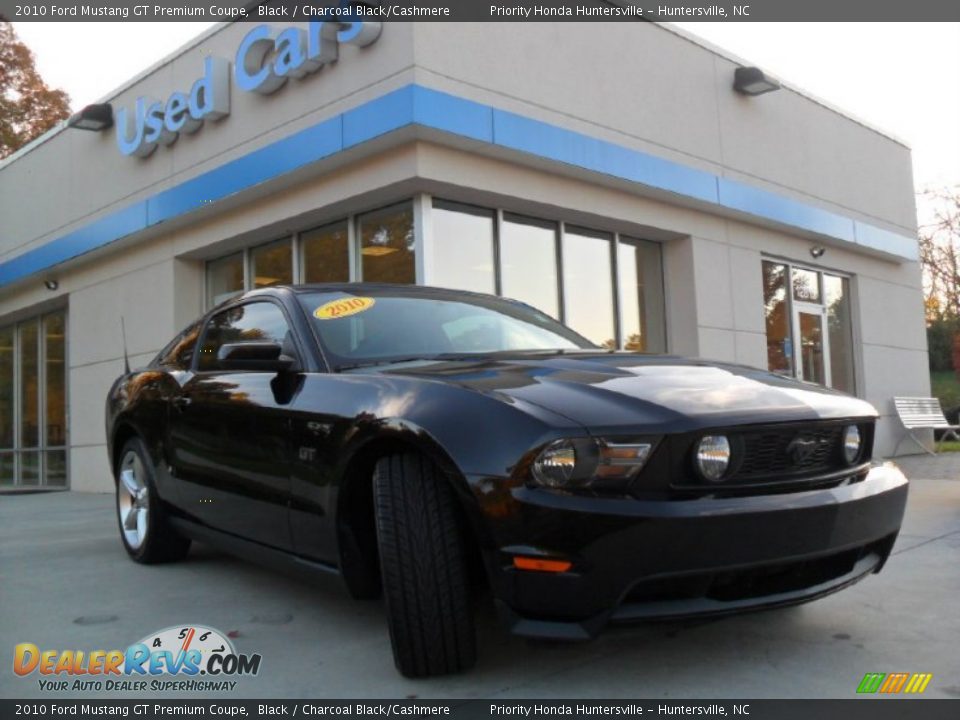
[0,84,917,287]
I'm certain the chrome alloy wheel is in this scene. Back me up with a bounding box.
[117,451,149,550]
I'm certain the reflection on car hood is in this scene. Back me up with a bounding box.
[378,352,878,432]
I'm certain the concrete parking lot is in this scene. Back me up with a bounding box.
[2,455,958,699]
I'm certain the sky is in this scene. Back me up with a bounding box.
[13,21,960,219]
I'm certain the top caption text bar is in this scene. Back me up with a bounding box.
[6,0,960,21]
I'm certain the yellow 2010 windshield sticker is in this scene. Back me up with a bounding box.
[314,296,376,320]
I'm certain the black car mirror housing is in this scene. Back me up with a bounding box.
[217,341,297,372]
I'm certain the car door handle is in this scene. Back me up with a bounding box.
[172,396,192,412]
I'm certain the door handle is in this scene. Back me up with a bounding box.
[172,396,192,412]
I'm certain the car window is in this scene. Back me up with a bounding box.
[153,321,201,370]
[299,292,592,368]
[198,301,293,372]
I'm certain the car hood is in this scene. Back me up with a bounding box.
[378,352,878,432]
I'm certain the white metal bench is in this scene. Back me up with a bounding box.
[893,396,960,455]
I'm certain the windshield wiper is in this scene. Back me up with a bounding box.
[333,348,609,372]
[334,353,492,372]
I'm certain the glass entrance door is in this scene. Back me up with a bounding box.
[792,303,831,386]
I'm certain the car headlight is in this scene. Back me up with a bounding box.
[530,438,655,490]
[695,435,731,482]
[843,425,862,464]
[531,439,579,488]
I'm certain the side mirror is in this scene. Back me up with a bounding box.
[217,342,296,372]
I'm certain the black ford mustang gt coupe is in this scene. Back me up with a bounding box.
[106,284,908,677]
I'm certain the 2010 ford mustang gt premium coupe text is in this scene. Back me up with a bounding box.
[106,284,908,678]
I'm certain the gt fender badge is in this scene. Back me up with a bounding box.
[314,296,375,320]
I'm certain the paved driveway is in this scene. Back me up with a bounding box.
[1,455,958,699]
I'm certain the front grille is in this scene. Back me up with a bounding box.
[737,425,844,478]
[657,419,875,496]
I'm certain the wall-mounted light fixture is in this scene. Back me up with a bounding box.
[44,279,59,291]
[733,67,781,96]
[67,103,114,131]
[810,246,826,259]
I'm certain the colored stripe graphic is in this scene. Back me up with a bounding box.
[879,672,909,693]
[857,672,932,694]
[904,673,933,694]
[857,673,885,693]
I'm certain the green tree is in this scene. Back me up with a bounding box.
[919,187,960,322]
[0,20,70,159]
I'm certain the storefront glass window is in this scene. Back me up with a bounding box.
[20,451,40,487]
[359,202,415,284]
[762,260,856,392]
[20,319,39,449]
[825,274,855,394]
[252,238,293,289]
[206,253,244,307]
[45,450,67,488]
[45,313,66,449]
[792,267,821,303]
[0,311,67,489]
[302,221,349,284]
[431,201,496,294]
[0,325,13,450]
[0,452,13,486]
[563,227,615,348]
[618,237,666,353]
[500,214,559,318]
[762,261,793,375]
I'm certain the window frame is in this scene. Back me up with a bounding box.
[201,195,668,355]
[153,320,203,371]
[193,298,304,375]
[356,200,417,285]
[0,307,69,490]
[429,199,498,296]
[250,236,295,290]
[761,257,858,393]
[437,199,666,353]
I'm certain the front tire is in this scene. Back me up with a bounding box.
[115,437,191,564]
[373,453,477,678]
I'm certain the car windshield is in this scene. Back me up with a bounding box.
[298,289,595,370]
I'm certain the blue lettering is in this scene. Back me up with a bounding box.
[274,27,307,79]
[115,99,155,158]
[307,21,339,66]
[164,92,191,133]
[235,24,285,94]
[149,650,171,675]
[142,100,170,146]
[123,644,150,675]
[180,650,202,675]
[116,21,379,157]
[187,57,230,123]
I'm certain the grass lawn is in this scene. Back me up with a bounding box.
[914,371,960,452]
[930,370,960,411]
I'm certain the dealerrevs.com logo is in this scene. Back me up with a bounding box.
[13,625,262,692]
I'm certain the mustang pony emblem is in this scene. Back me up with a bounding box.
[786,436,822,464]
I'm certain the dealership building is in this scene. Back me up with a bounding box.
[0,21,929,492]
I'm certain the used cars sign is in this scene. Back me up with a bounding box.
[115,21,381,158]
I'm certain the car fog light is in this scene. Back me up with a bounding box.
[531,439,578,488]
[843,425,862,464]
[695,435,731,482]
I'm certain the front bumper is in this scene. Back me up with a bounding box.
[475,462,908,640]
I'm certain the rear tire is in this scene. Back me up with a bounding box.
[373,453,477,678]
[115,437,191,564]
